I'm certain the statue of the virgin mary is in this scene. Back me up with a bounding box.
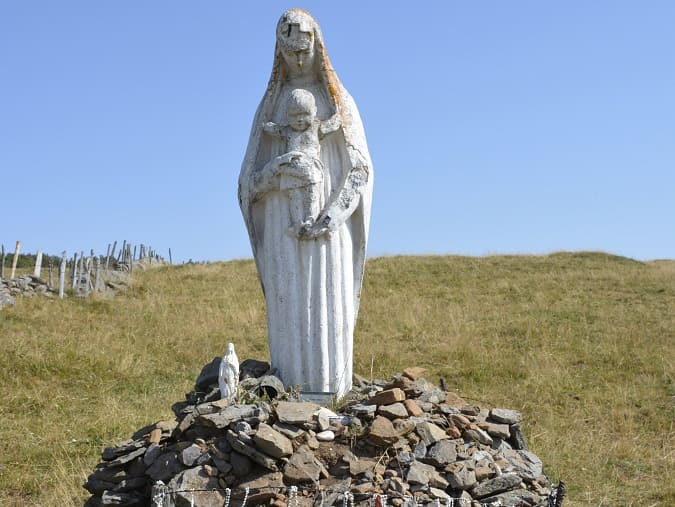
[238,9,373,399]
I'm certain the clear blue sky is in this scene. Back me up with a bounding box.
[1,2,673,262]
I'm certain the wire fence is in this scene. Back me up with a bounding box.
[150,482,567,507]
[0,239,171,299]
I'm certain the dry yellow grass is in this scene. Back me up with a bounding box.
[0,253,673,506]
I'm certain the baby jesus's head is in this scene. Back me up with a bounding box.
[287,89,317,132]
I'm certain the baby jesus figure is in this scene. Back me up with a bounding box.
[263,88,341,235]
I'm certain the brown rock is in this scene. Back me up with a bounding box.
[448,413,471,429]
[349,458,377,475]
[284,445,322,484]
[302,431,319,450]
[148,428,162,444]
[254,423,293,458]
[368,388,406,406]
[368,416,400,446]
[377,402,408,419]
[211,399,229,409]
[392,418,416,436]
[402,367,428,381]
[475,465,493,481]
[351,482,377,494]
[415,421,448,445]
[403,399,423,417]
[446,425,462,439]
[461,405,481,416]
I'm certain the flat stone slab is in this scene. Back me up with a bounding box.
[276,401,320,425]
[415,421,448,445]
[254,423,293,458]
[226,430,278,471]
[377,402,408,419]
[471,473,521,499]
[195,405,267,429]
[489,408,523,424]
[368,388,406,406]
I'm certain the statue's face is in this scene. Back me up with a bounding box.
[288,107,313,131]
[277,21,315,73]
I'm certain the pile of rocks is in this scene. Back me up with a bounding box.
[0,275,52,309]
[84,362,560,507]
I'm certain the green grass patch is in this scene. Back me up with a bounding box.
[0,253,673,506]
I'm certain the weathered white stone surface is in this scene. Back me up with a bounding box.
[239,9,373,399]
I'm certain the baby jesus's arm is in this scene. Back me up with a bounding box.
[262,121,285,138]
[319,113,342,139]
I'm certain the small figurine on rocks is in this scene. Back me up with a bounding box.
[219,343,239,402]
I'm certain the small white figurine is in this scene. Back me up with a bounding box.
[219,343,239,402]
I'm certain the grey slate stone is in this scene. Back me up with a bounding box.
[230,452,253,477]
[180,444,203,466]
[471,473,521,499]
[446,465,477,490]
[194,357,222,392]
[168,467,226,507]
[226,430,278,471]
[406,461,448,489]
[424,440,457,467]
[503,449,543,480]
[415,421,448,445]
[481,488,543,506]
[275,401,320,425]
[489,408,523,424]
[196,404,267,429]
[146,451,184,482]
[283,445,322,484]
[254,422,293,458]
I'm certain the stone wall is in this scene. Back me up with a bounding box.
[0,275,51,310]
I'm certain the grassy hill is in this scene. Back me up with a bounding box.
[0,253,673,506]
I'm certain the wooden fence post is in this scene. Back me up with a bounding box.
[119,240,127,263]
[169,248,172,265]
[71,252,78,289]
[48,257,54,288]
[33,251,43,279]
[94,257,101,292]
[78,252,85,293]
[1,244,5,279]
[10,240,21,279]
[108,240,117,271]
[84,256,92,296]
[59,252,67,299]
